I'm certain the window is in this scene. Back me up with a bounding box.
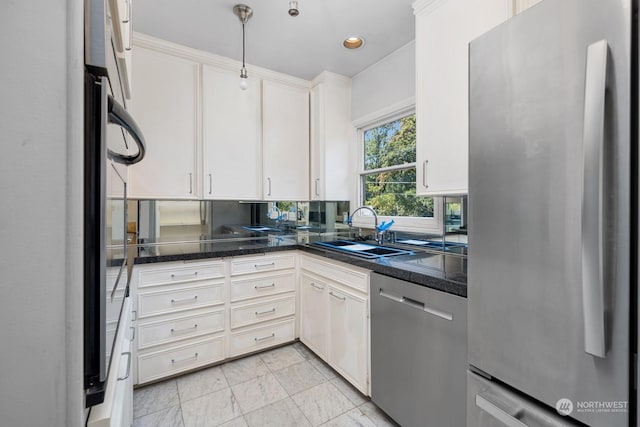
[360,114,434,218]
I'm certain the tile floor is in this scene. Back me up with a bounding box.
[133,342,399,427]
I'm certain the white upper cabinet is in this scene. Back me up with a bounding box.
[202,66,262,200]
[414,0,512,196]
[262,80,310,201]
[107,0,133,99]
[310,72,352,201]
[129,47,199,199]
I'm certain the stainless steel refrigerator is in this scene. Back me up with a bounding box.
[467,0,635,426]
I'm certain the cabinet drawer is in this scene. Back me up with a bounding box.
[301,255,370,293]
[138,309,225,350]
[138,261,225,288]
[228,318,295,357]
[137,336,225,384]
[230,253,295,276]
[138,282,224,318]
[230,271,295,302]
[230,295,295,329]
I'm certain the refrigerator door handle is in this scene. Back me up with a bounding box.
[581,40,607,358]
[475,394,528,427]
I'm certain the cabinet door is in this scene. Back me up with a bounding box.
[310,76,352,201]
[129,47,198,199]
[262,80,309,200]
[415,0,510,195]
[328,285,368,393]
[202,66,261,199]
[300,272,328,359]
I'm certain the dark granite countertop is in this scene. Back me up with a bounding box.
[132,237,467,297]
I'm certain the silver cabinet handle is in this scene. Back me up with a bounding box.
[315,178,320,196]
[171,324,198,334]
[254,333,275,342]
[379,289,453,321]
[329,291,346,301]
[267,177,272,196]
[129,326,135,342]
[254,262,275,269]
[475,394,528,427]
[126,0,132,51]
[188,173,193,194]
[310,283,324,291]
[581,40,608,358]
[171,295,198,304]
[122,0,130,23]
[131,310,137,321]
[209,173,213,195]
[254,283,276,290]
[172,353,198,364]
[255,308,276,316]
[117,352,132,381]
[422,160,429,188]
[171,271,198,279]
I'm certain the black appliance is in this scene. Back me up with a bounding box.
[84,1,145,404]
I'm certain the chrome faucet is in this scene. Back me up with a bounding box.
[347,206,382,244]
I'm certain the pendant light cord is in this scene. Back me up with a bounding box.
[242,22,246,68]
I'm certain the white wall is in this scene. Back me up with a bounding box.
[0,1,84,426]
[351,40,415,122]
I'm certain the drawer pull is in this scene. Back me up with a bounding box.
[329,291,346,301]
[255,308,276,316]
[171,352,199,364]
[254,333,276,342]
[129,326,135,342]
[311,283,325,291]
[171,295,198,305]
[254,262,276,269]
[117,352,132,381]
[171,324,198,334]
[254,283,276,290]
[171,271,198,279]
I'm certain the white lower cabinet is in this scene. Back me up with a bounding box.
[130,251,371,395]
[300,254,371,395]
[138,336,225,384]
[327,285,368,392]
[300,272,329,359]
[132,259,227,385]
[229,318,296,357]
[228,253,297,356]
[88,297,134,427]
[131,252,298,386]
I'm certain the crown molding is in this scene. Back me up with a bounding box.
[351,96,415,129]
[311,70,352,87]
[412,0,450,16]
[133,32,311,88]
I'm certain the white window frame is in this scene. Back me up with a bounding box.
[351,102,442,234]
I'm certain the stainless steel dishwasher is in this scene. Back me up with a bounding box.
[370,273,467,427]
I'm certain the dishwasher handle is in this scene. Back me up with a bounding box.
[379,288,453,321]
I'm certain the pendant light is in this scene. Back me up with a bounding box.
[233,4,253,90]
[288,0,299,16]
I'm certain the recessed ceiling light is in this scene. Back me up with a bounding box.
[343,36,365,49]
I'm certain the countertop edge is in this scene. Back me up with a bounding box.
[132,243,467,298]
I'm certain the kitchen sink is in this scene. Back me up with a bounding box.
[311,240,413,259]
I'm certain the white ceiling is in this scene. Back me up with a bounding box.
[133,0,416,80]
